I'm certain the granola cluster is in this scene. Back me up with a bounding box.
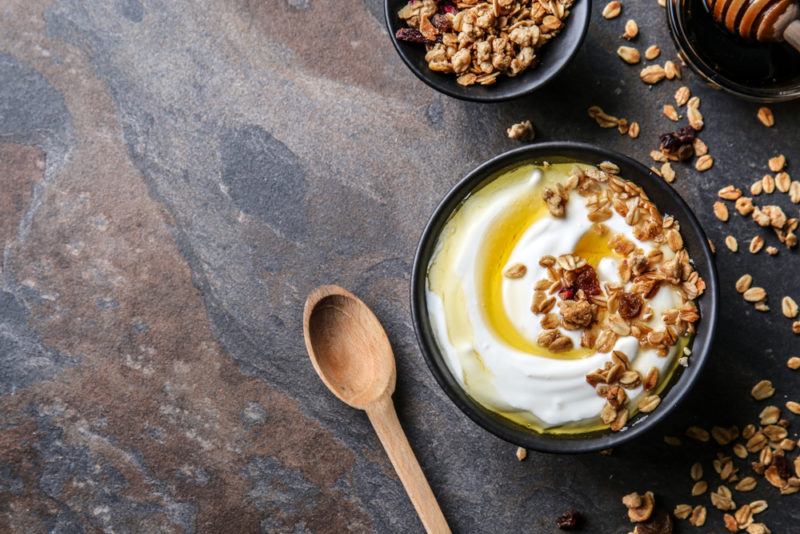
[517,163,705,431]
[396,0,574,86]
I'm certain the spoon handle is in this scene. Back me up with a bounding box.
[366,396,451,534]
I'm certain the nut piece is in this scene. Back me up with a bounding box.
[695,154,713,172]
[603,1,623,19]
[713,201,729,221]
[515,446,527,461]
[640,65,666,84]
[757,107,774,127]
[782,296,799,318]
[504,263,527,278]
[725,235,738,252]
[644,44,661,60]
[507,120,535,141]
[751,379,775,401]
[623,19,639,40]
[618,46,641,64]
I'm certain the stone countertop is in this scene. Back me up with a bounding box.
[1,0,799,532]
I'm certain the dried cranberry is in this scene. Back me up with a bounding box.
[438,1,457,14]
[618,292,643,320]
[556,509,582,530]
[675,125,696,143]
[573,265,601,297]
[431,13,452,33]
[558,287,576,300]
[395,28,427,44]
[774,454,792,479]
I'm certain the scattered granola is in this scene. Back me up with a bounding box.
[662,104,679,121]
[507,120,535,141]
[768,155,786,172]
[695,154,713,172]
[644,44,661,60]
[725,235,738,252]
[713,201,729,222]
[751,379,775,401]
[749,235,764,254]
[782,296,799,319]
[602,0,622,19]
[674,86,690,106]
[664,60,681,80]
[622,19,638,40]
[515,446,527,461]
[623,491,655,522]
[640,64,666,84]
[757,106,775,127]
[618,46,640,64]
[396,0,575,86]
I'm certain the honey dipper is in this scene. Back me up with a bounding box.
[705,0,800,52]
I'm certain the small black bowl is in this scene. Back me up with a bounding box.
[410,142,719,453]
[384,1,591,102]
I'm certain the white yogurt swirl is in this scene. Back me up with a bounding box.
[425,163,686,431]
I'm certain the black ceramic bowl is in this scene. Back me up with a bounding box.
[384,1,591,102]
[411,142,719,453]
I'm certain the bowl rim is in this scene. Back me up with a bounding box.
[383,0,592,103]
[410,142,719,453]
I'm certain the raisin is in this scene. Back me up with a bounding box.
[431,13,452,33]
[774,454,792,479]
[574,265,601,297]
[659,126,696,161]
[674,125,696,143]
[618,292,643,320]
[556,509,582,530]
[395,28,427,44]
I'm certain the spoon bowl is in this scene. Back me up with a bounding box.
[304,286,396,409]
[303,285,450,533]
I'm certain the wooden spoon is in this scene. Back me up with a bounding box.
[303,285,451,534]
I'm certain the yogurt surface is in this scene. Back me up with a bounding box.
[425,162,696,433]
